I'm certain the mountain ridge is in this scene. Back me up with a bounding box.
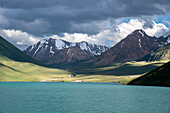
[24,29,170,66]
[24,38,108,64]
[0,36,43,65]
[87,29,169,65]
[0,36,71,81]
[139,43,170,62]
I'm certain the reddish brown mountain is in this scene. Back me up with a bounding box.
[24,38,108,64]
[47,46,93,65]
[90,29,169,65]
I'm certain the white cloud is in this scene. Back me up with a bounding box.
[0,19,169,50]
[116,19,169,39]
[50,19,169,47]
[45,31,114,46]
[0,29,40,50]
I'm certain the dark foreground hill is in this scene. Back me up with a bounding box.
[128,61,170,87]
[0,36,42,65]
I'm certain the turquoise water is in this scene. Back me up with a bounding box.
[0,82,170,113]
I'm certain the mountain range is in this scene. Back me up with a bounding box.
[24,38,108,64]
[0,36,69,81]
[24,29,170,66]
[0,29,170,85]
[86,29,170,65]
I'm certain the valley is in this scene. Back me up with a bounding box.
[1,1,170,113]
[50,60,167,84]
[0,30,170,86]
[0,56,69,81]
[0,53,167,84]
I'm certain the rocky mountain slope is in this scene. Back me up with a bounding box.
[89,29,169,65]
[139,43,170,61]
[48,46,93,65]
[24,38,108,64]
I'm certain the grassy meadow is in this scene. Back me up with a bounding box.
[51,60,169,84]
[0,54,169,84]
[0,56,70,81]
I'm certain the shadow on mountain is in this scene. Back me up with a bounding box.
[0,36,49,67]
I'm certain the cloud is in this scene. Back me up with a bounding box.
[51,19,169,46]
[41,19,169,47]
[116,19,169,38]
[0,0,170,36]
[0,18,169,50]
[0,0,169,49]
[0,29,40,50]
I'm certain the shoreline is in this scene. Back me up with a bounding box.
[0,81,122,84]
[1,81,170,87]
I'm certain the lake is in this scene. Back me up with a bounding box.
[0,82,169,113]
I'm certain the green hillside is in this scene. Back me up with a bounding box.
[52,60,168,84]
[0,36,42,65]
[1,53,166,83]
[0,36,70,81]
[128,61,170,87]
[0,57,70,81]
[139,44,170,61]
[0,36,169,83]
[56,60,167,76]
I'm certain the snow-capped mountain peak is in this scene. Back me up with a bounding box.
[76,41,108,55]
[138,30,144,37]
[166,35,170,43]
[55,39,70,50]
[89,30,170,65]
[24,38,109,63]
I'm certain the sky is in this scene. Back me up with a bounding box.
[0,0,170,49]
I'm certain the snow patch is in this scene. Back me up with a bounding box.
[139,39,142,48]
[79,42,88,50]
[55,39,69,50]
[33,45,40,56]
[45,41,48,44]
[121,42,124,48]
[139,31,144,37]
[67,49,70,54]
[29,45,34,52]
[130,32,133,35]
[70,43,76,46]
[49,46,55,54]
[167,37,170,43]
[29,38,108,56]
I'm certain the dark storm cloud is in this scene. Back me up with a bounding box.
[0,0,170,36]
